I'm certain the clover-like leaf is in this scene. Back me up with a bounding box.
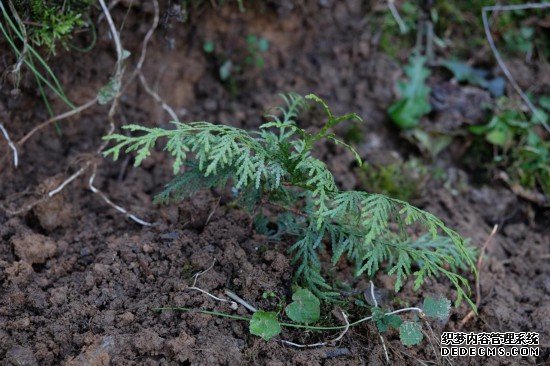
[285,288,320,325]
[399,321,423,346]
[249,311,281,341]
[423,296,451,320]
[376,314,403,333]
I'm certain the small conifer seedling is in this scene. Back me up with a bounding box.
[104,93,476,307]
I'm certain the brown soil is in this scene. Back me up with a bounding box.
[1,1,548,365]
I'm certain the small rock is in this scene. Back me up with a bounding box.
[6,345,38,366]
[166,331,195,356]
[204,99,218,112]
[33,194,72,231]
[134,329,164,355]
[4,261,34,285]
[66,336,114,366]
[117,311,135,325]
[160,231,179,241]
[325,348,351,358]
[430,83,492,131]
[101,310,116,326]
[12,233,56,264]
[49,286,68,306]
[470,186,517,223]
[8,291,26,308]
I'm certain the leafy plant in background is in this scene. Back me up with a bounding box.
[441,60,505,97]
[374,1,422,57]
[379,1,549,59]
[11,0,92,54]
[503,26,534,55]
[244,34,269,68]
[469,97,550,199]
[388,55,453,158]
[203,33,269,84]
[104,93,476,307]
[388,55,431,129]
[0,1,92,134]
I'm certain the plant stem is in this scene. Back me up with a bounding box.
[154,306,424,331]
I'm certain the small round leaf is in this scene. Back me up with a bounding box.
[285,288,320,325]
[399,321,423,346]
[249,311,281,341]
[422,296,451,320]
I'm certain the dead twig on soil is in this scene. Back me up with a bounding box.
[224,290,257,313]
[204,197,221,226]
[387,0,407,34]
[459,224,498,328]
[88,164,153,226]
[0,122,18,167]
[119,0,182,123]
[369,281,390,364]
[138,72,180,122]
[390,345,433,366]
[186,259,238,310]
[497,171,548,207]
[17,98,98,146]
[482,3,550,133]
[48,162,91,197]
[85,0,152,226]
[1,0,158,227]
[6,1,27,87]
[280,310,350,348]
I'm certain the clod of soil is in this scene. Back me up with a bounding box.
[12,232,57,264]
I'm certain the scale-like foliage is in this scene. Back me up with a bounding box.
[104,93,476,307]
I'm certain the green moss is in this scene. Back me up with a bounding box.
[12,0,93,54]
[358,158,429,202]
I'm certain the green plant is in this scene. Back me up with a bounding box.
[244,34,269,68]
[104,93,475,306]
[373,1,419,58]
[503,26,534,55]
[11,0,92,54]
[358,158,429,202]
[203,33,268,94]
[469,97,550,198]
[441,59,505,97]
[377,1,549,60]
[0,1,86,135]
[388,55,453,158]
[388,55,431,130]
[157,287,453,347]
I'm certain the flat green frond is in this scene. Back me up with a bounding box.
[305,94,334,120]
[306,94,363,138]
[104,93,474,308]
[327,135,362,165]
[103,125,171,165]
[360,194,394,247]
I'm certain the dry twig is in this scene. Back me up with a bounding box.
[280,310,350,348]
[369,281,390,364]
[387,0,407,34]
[186,260,238,310]
[459,224,499,328]
[482,3,550,133]
[0,122,18,168]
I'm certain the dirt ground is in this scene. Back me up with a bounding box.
[1,1,548,365]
